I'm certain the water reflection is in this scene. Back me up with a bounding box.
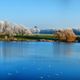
[0,42,78,60]
[2,42,24,58]
[0,42,79,80]
[53,42,73,57]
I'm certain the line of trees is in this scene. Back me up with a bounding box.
[0,21,32,36]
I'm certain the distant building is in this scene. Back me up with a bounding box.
[31,26,40,34]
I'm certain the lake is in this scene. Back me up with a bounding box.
[0,42,80,80]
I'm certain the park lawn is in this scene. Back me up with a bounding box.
[15,34,57,40]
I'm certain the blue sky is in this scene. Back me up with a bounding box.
[0,0,80,29]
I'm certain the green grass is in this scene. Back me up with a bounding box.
[15,34,58,40]
[0,34,80,42]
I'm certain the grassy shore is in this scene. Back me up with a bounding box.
[0,34,79,42]
[0,34,57,42]
[15,34,57,40]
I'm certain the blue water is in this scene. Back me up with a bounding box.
[0,42,80,80]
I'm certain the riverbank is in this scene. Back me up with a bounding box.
[0,34,79,42]
[0,34,57,42]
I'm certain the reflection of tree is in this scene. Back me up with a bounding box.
[0,42,28,60]
[0,42,73,61]
[0,42,33,61]
[53,42,72,57]
[0,42,3,57]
